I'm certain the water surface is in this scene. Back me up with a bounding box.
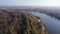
[31,12,60,34]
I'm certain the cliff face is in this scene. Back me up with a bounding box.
[0,10,48,34]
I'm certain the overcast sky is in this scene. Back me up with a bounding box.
[0,0,60,6]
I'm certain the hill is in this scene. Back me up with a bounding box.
[0,10,48,34]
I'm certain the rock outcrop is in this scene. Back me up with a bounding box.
[0,10,48,34]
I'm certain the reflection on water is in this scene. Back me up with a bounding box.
[31,12,60,34]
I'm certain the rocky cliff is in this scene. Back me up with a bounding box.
[0,10,48,34]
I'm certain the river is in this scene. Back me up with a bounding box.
[31,12,60,34]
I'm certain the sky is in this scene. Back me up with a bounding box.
[0,0,60,6]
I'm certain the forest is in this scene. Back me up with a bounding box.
[0,10,48,34]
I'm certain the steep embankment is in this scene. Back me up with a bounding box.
[0,10,48,34]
